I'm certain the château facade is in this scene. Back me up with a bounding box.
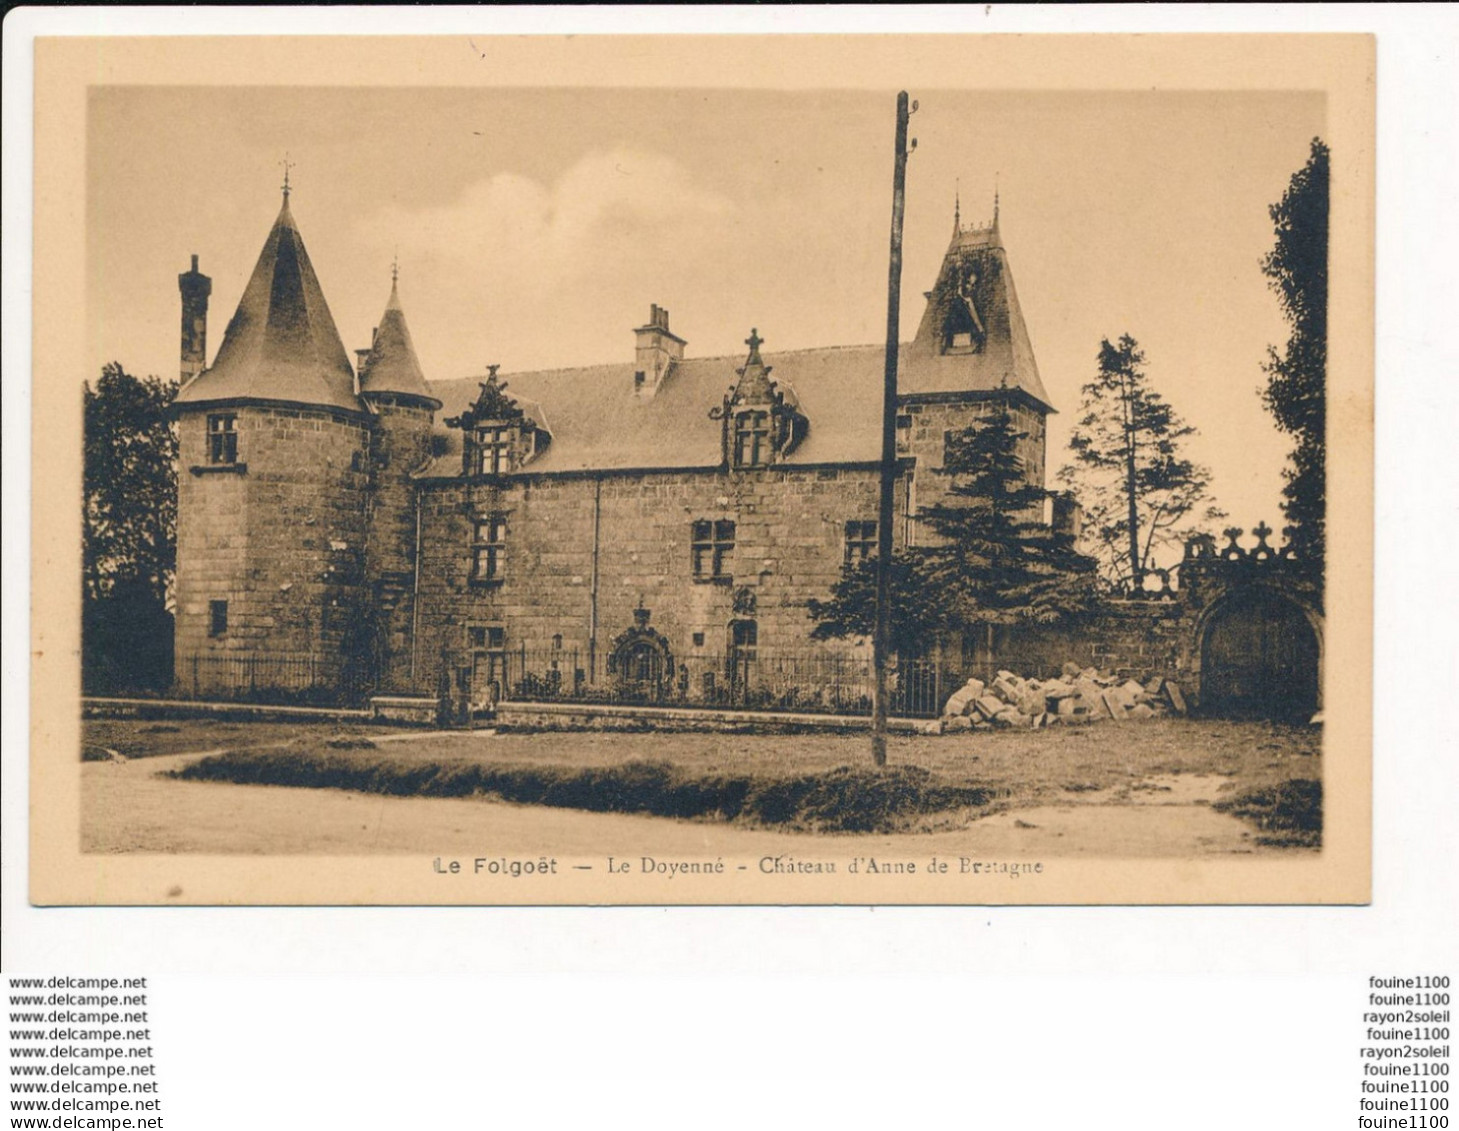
[171,185,1056,710]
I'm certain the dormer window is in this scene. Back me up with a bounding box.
[733,410,771,469]
[446,365,551,479]
[939,255,996,355]
[713,329,809,471]
[474,426,513,476]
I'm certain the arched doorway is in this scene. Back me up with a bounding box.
[1200,589,1320,721]
[614,637,669,700]
[607,608,673,703]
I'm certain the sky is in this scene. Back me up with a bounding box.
[87,86,1323,546]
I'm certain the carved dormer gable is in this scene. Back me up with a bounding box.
[444,365,551,476]
[710,329,809,469]
[912,201,1022,358]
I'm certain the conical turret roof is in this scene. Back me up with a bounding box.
[175,194,361,414]
[358,276,440,406]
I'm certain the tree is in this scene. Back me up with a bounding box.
[82,364,179,692]
[808,551,944,657]
[918,387,1098,629]
[810,385,1096,651]
[1057,335,1223,591]
[1261,137,1328,575]
[83,363,179,606]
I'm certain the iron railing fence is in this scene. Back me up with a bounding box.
[174,651,373,708]
[160,649,1077,718]
[494,648,948,719]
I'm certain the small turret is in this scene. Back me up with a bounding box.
[357,266,440,409]
[178,254,211,383]
[358,267,442,640]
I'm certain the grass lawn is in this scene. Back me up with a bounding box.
[81,717,396,759]
[85,715,1322,841]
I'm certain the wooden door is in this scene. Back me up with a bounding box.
[1201,590,1319,720]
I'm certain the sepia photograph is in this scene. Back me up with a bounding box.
[30,34,1374,904]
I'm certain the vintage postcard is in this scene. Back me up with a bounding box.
[29,33,1374,905]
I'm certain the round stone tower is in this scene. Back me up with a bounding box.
[171,185,372,699]
[354,270,442,689]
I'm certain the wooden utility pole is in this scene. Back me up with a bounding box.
[872,91,914,768]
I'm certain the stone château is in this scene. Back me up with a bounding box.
[171,183,1059,712]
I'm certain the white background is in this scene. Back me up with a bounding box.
[4,6,1456,1128]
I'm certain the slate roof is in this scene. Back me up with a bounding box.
[421,220,1052,477]
[175,195,360,414]
[358,278,441,406]
[906,220,1051,407]
[177,197,1050,469]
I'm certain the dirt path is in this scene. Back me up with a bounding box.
[82,754,1272,858]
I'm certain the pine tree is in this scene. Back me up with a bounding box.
[807,551,943,657]
[1261,137,1328,576]
[809,385,1096,652]
[919,385,1097,627]
[1057,335,1223,590]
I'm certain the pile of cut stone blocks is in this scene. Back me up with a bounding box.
[925,662,1187,734]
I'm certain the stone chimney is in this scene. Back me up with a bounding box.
[178,254,211,382]
[633,303,685,399]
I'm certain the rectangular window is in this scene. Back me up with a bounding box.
[895,412,912,452]
[467,624,505,650]
[475,428,512,476]
[691,518,735,581]
[471,515,507,582]
[845,520,879,566]
[733,411,770,468]
[208,599,228,637]
[207,414,238,465]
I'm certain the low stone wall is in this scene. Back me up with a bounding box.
[368,695,441,725]
[82,697,374,724]
[495,700,923,733]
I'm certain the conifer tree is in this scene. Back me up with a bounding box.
[1057,335,1223,590]
[919,384,1097,627]
[809,383,1096,652]
[1261,137,1328,576]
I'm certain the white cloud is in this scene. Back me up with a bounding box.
[359,148,735,296]
[349,148,741,372]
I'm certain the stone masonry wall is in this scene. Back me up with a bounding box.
[989,602,1201,694]
[407,463,910,695]
[364,397,435,579]
[363,397,436,688]
[174,404,370,688]
[899,396,1047,546]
